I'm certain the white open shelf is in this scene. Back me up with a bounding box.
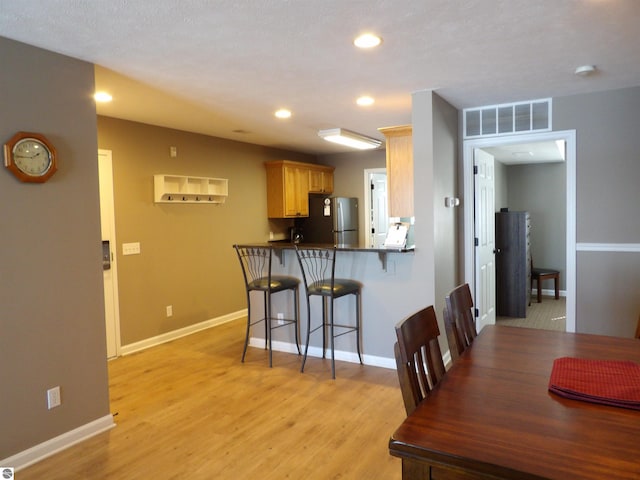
[154,174,228,204]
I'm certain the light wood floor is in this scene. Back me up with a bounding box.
[19,319,405,479]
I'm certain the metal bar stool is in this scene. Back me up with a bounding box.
[294,245,362,379]
[234,244,300,367]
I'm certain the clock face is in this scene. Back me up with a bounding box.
[13,138,53,176]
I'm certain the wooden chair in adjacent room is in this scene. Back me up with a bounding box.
[444,283,478,361]
[529,256,560,305]
[233,245,300,367]
[294,246,362,379]
[394,305,446,415]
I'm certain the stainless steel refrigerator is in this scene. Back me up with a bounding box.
[299,195,359,246]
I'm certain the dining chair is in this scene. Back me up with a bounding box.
[294,245,362,379]
[394,305,446,415]
[444,283,478,359]
[529,255,560,305]
[234,244,300,367]
[635,314,640,339]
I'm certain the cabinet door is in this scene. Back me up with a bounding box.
[308,167,334,194]
[284,165,309,216]
[379,125,413,218]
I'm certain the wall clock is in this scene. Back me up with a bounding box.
[4,131,57,183]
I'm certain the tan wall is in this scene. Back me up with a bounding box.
[97,116,315,345]
[0,37,110,458]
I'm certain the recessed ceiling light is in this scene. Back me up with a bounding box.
[354,33,382,49]
[574,65,596,76]
[274,109,292,119]
[94,91,113,102]
[356,96,375,106]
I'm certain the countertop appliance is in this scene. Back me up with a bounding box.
[298,195,358,246]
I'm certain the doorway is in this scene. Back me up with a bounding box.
[463,130,576,333]
[363,168,388,248]
[98,149,121,358]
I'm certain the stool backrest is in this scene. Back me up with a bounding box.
[294,246,337,294]
[234,245,272,291]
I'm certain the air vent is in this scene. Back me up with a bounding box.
[464,99,551,139]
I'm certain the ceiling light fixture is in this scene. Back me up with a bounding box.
[356,96,375,106]
[574,65,596,76]
[274,109,292,119]
[318,128,382,150]
[94,91,113,102]
[354,33,382,49]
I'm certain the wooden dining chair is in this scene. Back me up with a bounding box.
[444,283,478,359]
[529,255,560,305]
[394,305,446,415]
[635,314,640,339]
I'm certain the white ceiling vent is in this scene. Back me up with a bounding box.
[464,99,552,139]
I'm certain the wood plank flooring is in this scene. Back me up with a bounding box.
[19,319,404,479]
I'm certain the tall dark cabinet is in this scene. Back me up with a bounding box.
[495,211,531,317]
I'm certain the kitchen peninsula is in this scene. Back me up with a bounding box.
[237,241,415,369]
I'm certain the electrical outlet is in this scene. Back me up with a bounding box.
[47,386,61,409]
[166,305,173,317]
[277,312,284,325]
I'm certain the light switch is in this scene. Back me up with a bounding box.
[122,242,141,255]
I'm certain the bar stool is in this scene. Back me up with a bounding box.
[233,245,300,367]
[294,245,362,379]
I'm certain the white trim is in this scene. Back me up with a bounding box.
[120,310,246,355]
[248,338,452,371]
[464,129,577,333]
[4,414,115,472]
[363,167,387,248]
[576,243,640,252]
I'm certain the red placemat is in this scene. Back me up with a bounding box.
[549,357,640,410]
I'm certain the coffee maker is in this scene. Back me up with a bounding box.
[289,226,304,244]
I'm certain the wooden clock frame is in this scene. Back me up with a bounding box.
[4,131,57,183]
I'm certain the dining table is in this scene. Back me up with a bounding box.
[388,325,640,480]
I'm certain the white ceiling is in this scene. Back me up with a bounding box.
[1,1,640,155]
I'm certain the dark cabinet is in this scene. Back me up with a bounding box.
[495,211,530,317]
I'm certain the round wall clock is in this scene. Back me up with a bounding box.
[3,131,57,183]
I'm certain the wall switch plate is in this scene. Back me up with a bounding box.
[166,305,173,317]
[277,312,284,325]
[47,386,61,409]
[122,242,141,255]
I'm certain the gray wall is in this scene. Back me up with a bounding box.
[0,37,111,458]
[554,86,640,336]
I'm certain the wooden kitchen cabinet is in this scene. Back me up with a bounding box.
[308,165,334,194]
[379,125,413,218]
[265,160,311,218]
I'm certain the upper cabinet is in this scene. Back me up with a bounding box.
[379,125,413,218]
[265,161,334,218]
[308,165,334,194]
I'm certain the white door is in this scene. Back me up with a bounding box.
[370,172,388,248]
[98,149,121,358]
[474,149,496,331]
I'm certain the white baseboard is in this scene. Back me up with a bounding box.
[3,414,115,472]
[249,337,399,370]
[121,309,247,355]
[532,288,566,298]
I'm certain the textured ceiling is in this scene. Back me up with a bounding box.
[1,0,639,154]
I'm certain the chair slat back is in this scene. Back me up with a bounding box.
[294,246,336,292]
[394,305,446,415]
[444,283,477,357]
[234,245,271,288]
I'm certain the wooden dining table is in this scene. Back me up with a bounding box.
[389,325,640,480]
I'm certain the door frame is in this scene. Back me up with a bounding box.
[98,149,122,357]
[363,167,387,248]
[462,130,576,332]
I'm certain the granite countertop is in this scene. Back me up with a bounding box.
[266,240,415,254]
